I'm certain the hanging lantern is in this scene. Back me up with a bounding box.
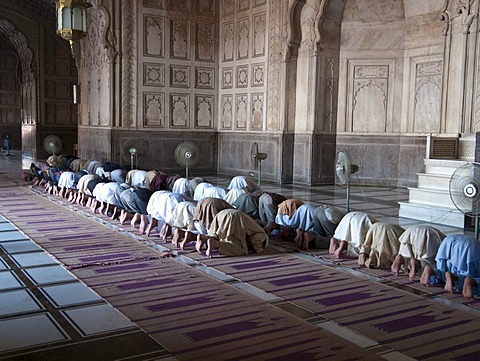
[55,0,91,42]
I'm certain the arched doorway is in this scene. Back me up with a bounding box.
[0,34,21,152]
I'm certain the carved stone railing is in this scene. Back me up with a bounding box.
[426,133,475,161]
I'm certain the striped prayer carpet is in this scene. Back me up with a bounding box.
[0,180,381,360]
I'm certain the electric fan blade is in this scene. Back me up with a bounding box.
[449,163,480,217]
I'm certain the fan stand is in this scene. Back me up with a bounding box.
[346,181,352,213]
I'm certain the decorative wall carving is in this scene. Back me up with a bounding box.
[196,0,215,15]
[170,93,189,128]
[196,67,215,89]
[351,65,388,132]
[144,63,165,86]
[144,92,165,127]
[222,21,234,62]
[143,0,165,9]
[236,65,248,87]
[221,94,233,129]
[196,22,215,62]
[121,0,137,128]
[237,18,249,60]
[252,63,264,86]
[238,0,250,12]
[223,0,235,16]
[266,0,282,130]
[144,15,164,57]
[195,95,214,129]
[222,67,233,88]
[171,19,190,60]
[251,93,263,130]
[254,0,266,7]
[235,93,248,129]
[253,13,266,57]
[413,60,442,133]
[170,0,190,12]
[170,65,190,87]
[322,57,335,132]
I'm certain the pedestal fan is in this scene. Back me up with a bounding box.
[175,141,200,178]
[335,150,359,212]
[449,162,480,238]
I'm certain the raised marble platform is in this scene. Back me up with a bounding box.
[398,158,472,228]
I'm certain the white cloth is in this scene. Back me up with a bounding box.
[193,182,214,201]
[203,186,227,199]
[227,176,259,192]
[57,171,76,189]
[166,201,197,231]
[398,225,445,268]
[224,188,248,206]
[172,178,190,196]
[333,211,377,256]
[147,191,188,223]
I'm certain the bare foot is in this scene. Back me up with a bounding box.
[463,277,476,299]
[391,254,403,276]
[130,213,140,228]
[419,265,432,286]
[145,218,158,237]
[179,231,196,250]
[301,232,313,251]
[329,238,338,256]
[409,258,420,281]
[445,271,456,293]
[358,253,368,267]
[205,238,220,258]
[195,234,208,253]
[333,240,347,259]
[159,223,171,240]
[139,214,149,234]
[364,257,373,269]
[171,229,184,248]
[294,229,303,248]
[111,207,120,220]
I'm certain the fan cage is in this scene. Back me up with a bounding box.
[449,162,480,217]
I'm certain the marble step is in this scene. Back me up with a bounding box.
[424,159,468,175]
[417,172,452,190]
[407,187,456,208]
[398,201,470,228]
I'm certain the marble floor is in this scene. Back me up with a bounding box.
[0,152,473,360]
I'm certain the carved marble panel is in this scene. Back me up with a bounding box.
[144,92,165,127]
[235,93,248,129]
[251,93,263,130]
[222,67,233,89]
[252,13,266,57]
[196,0,215,15]
[238,0,250,11]
[351,65,389,132]
[221,95,233,129]
[195,95,214,129]
[236,65,248,88]
[144,15,164,58]
[222,21,235,62]
[196,22,215,62]
[170,93,189,128]
[170,65,190,88]
[223,0,235,15]
[144,63,165,87]
[252,63,264,86]
[237,18,250,60]
[143,0,165,10]
[170,0,190,12]
[196,67,215,89]
[254,0,266,7]
[413,60,442,133]
[170,19,190,60]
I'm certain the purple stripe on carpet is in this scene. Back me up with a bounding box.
[147,296,214,312]
[382,319,470,343]
[268,274,321,286]
[376,313,437,332]
[118,277,176,290]
[64,243,113,251]
[50,234,96,241]
[79,252,132,262]
[230,260,280,270]
[184,320,262,341]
